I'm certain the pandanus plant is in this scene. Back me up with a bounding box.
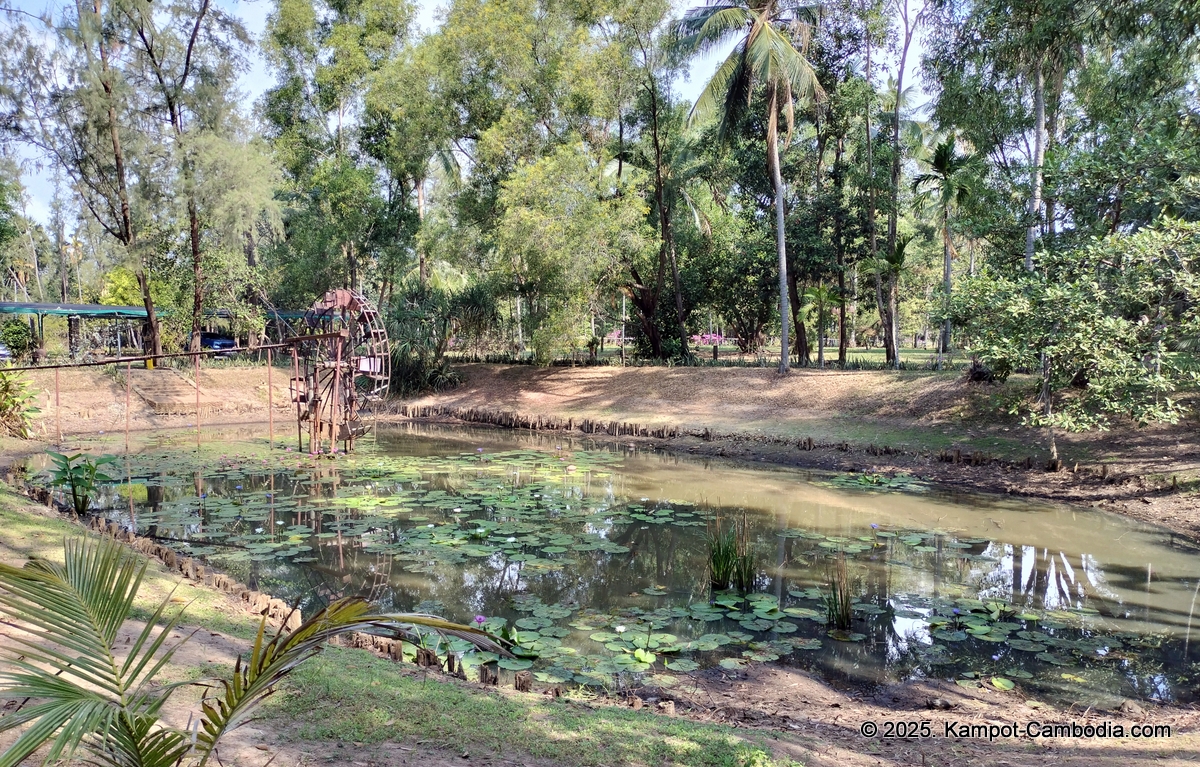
[0,536,508,767]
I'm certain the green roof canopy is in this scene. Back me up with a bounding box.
[0,303,308,320]
[0,302,157,319]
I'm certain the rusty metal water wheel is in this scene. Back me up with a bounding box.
[288,289,391,453]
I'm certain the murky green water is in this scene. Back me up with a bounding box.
[50,423,1200,705]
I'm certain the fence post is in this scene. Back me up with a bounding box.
[55,367,61,445]
[195,352,201,449]
[267,348,274,450]
[125,362,131,452]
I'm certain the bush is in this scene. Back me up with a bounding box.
[0,319,33,360]
[0,369,38,438]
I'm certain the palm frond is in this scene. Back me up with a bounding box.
[0,537,191,767]
[673,4,754,57]
[688,40,748,131]
[746,22,823,104]
[193,599,510,765]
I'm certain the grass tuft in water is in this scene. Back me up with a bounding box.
[707,511,755,593]
[705,517,738,591]
[824,552,853,631]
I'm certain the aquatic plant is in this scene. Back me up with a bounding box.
[0,536,507,767]
[823,552,853,631]
[45,451,119,515]
[708,511,755,592]
[705,519,738,590]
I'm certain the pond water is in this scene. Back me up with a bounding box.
[52,423,1200,705]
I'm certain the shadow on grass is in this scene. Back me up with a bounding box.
[269,648,794,767]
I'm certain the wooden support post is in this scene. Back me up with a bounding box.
[54,367,61,445]
[267,348,274,450]
[194,352,201,449]
[331,336,342,455]
[291,346,302,453]
[125,362,131,453]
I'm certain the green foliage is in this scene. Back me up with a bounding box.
[495,143,651,363]
[388,279,499,394]
[0,319,33,360]
[952,221,1200,430]
[0,370,38,439]
[44,452,118,515]
[0,536,505,767]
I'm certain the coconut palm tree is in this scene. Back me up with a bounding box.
[674,0,824,373]
[0,536,507,767]
[912,135,981,369]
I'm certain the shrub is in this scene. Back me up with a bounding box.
[0,318,33,360]
[0,369,38,438]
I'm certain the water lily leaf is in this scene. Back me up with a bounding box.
[666,659,700,672]
[719,658,747,670]
[791,638,822,650]
[991,677,1015,691]
[1035,652,1072,666]
[498,658,533,671]
[827,630,866,642]
[633,648,656,664]
[955,679,980,689]
[1004,669,1034,679]
[1006,639,1047,652]
[932,630,968,642]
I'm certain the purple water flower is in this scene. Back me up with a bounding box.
[474,615,486,625]
[870,523,879,529]
[235,485,243,490]
[477,448,484,453]
[952,608,962,615]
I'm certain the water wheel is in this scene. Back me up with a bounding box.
[288,289,390,453]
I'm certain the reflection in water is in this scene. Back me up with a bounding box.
[65,422,1200,705]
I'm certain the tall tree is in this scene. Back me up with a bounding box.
[912,134,978,366]
[675,0,824,373]
[0,1,162,357]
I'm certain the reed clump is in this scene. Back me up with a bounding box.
[707,511,755,592]
[824,551,853,631]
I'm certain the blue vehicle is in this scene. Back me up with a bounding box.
[199,332,236,356]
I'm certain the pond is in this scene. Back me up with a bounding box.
[47,422,1200,706]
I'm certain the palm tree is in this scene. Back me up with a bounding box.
[0,536,507,767]
[912,135,980,369]
[803,283,839,368]
[674,0,824,373]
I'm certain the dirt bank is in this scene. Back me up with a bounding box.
[398,364,1200,540]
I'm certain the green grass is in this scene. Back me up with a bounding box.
[0,488,261,640]
[269,648,799,767]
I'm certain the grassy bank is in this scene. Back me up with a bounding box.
[273,649,792,767]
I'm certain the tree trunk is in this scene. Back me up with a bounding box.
[848,264,858,348]
[1024,59,1046,272]
[886,10,916,369]
[189,197,203,352]
[860,11,873,360]
[646,73,689,363]
[417,178,428,287]
[938,215,952,368]
[767,87,790,374]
